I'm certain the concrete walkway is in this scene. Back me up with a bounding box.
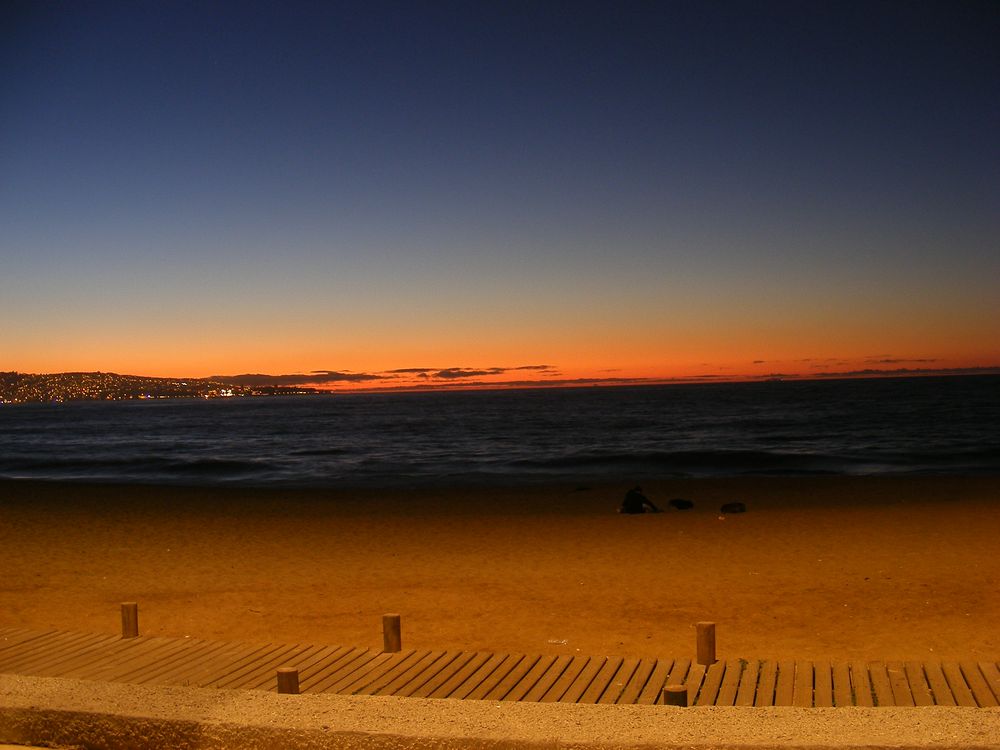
[2,674,1000,749]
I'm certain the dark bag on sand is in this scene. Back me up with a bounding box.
[720,502,746,514]
[668,498,694,510]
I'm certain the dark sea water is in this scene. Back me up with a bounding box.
[1,376,998,488]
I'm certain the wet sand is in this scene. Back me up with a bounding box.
[1,477,998,661]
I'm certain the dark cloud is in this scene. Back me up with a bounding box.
[752,360,766,364]
[392,365,556,380]
[214,365,558,388]
[433,367,507,379]
[812,366,1000,379]
[216,371,385,386]
[352,373,730,392]
[863,357,940,365]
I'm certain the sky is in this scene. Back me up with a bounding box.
[2,0,998,391]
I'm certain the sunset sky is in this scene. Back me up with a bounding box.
[2,1,998,390]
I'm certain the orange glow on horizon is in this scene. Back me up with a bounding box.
[7,323,999,393]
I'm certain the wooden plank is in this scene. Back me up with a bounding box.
[695,661,727,707]
[0,630,93,663]
[482,654,543,701]
[188,642,287,688]
[214,644,314,690]
[849,662,874,707]
[12,627,1000,713]
[303,649,377,693]
[773,661,795,706]
[579,657,624,704]
[504,655,561,702]
[735,660,760,706]
[615,658,657,705]
[372,650,456,697]
[519,655,573,703]
[959,662,998,707]
[754,661,778,706]
[0,629,60,657]
[321,651,399,694]
[434,652,509,700]
[68,636,210,681]
[715,660,743,706]
[636,658,677,705]
[886,662,915,707]
[792,661,813,707]
[169,641,285,688]
[404,651,478,698]
[418,651,505,698]
[813,661,833,707]
[0,632,113,672]
[942,662,977,707]
[366,651,450,696]
[464,654,526,700]
[598,658,640,705]
[13,634,123,676]
[559,657,608,703]
[538,656,591,703]
[210,644,314,689]
[904,662,934,707]
[923,662,956,706]
[978,662,1000,705]
[246,644,339,691]
[684,662,707,705]
[3,634,109,674]
[832,662,852,706]
[89,637,202,681]
[868,662,894,706]
[338,650,424,695]
[260,645,353,692]
[123,638,242,684]
[91,637,229,683]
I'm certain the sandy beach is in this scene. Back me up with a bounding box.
[1,476,998,662]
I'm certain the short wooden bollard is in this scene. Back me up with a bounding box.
[662,684,688,706]
[696,621,716,665]
[383,613,402,653]
[276,668,300,694]
[121,602,139,639]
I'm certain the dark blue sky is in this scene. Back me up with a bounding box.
[2,1,998,384]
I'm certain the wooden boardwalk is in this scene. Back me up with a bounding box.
[2,627,998,707]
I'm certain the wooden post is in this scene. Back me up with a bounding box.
[382,613,402,653]
[696,621,716,665]
[121,602,139,639]
[662,684,688,706]
[276,667,300,694]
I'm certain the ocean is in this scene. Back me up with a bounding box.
[1,375,998,488]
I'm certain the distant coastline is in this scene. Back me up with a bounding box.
[3,367,1000,405]
[0,371,322,404]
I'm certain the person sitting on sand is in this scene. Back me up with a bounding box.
[619,485,661,514]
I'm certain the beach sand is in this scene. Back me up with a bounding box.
[1,476,998,662]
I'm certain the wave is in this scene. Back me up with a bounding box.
[507,449,851,475]
[287,447,352,456]
[504,447,1000,478]
[0,455,277,482]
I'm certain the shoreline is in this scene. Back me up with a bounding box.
[2,476,998,662]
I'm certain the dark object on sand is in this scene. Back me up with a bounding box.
[619,485,662,514]
[720,502,746,514]
[668,498,694,510]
